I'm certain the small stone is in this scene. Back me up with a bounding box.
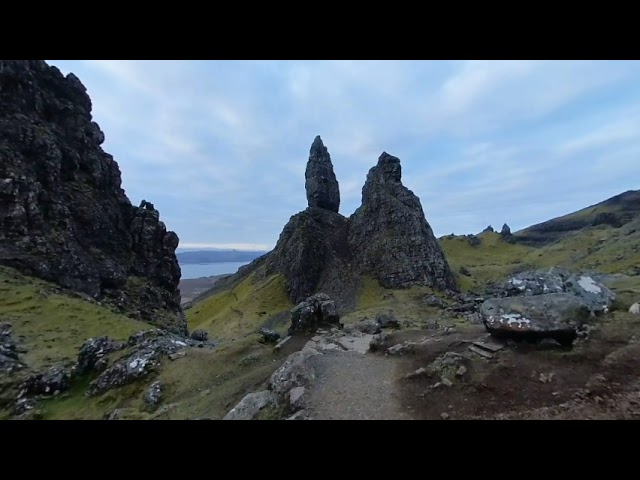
[190,329,208,342]
[440,412,450,420]
[169,351,186,360]
[455,366,467,377]
[441,377,453,387]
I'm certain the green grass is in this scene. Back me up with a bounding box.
[187,272,293,340]
[0,266,150,370]
[440,232,536,289]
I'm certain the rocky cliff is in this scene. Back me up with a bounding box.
[0,60,185,334]
[349,152,457,292]
[259,137,458,306]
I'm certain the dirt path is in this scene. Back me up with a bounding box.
[303,351,412,420]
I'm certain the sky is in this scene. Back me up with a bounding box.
[47,60,640,251]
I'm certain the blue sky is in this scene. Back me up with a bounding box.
[47,60,640,250]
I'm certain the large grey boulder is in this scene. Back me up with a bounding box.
[496,267,616,313]
[481,294,593,346]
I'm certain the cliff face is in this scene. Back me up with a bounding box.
[0,60,184,334]
[263,137,458,306]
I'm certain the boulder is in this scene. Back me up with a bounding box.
[76,336,125,375]
[190,329,208,342]
[629,303,640,315]
[289,293,340,334]
[86,329,191,396]
[375,313,399,329]
[0,322,25,373]
[223,390,276,420]
[258,328,281,344]
[21,366,72,396]
[497,268,616,314]
[481,294,593,345]
[425,294,447,309]
[269,348,319,404]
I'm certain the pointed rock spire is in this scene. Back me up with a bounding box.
[305,135,340,212]
[348,151,458,293]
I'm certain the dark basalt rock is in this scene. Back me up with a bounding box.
[482,225,494,233]
[349,152,458,292]
[500,223,513,243]
[266,206,352,304]
[465,234,481,247]
[305,135,340,212]
[190,329,208,342]
[76,336,125,375]
[0,60,184,333]
[289,293,340,334]
[259,328,281,344]
[21,366,72,396]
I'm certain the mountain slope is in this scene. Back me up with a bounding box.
[514,190,640,247]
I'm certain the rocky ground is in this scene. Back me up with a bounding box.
[223,271,640,421]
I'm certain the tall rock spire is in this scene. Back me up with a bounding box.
[348,152,458,292]
[305,135,340,213]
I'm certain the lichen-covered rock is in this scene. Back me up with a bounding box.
[289,293,340,334]
[481,294,593,345]
[86,329,191,396]
[305,135,340,213]
[0,60,184,333]
[143,381,162,408]
[76,336,125,375]
[346,319,381,335]
[21,365,72,396]
[497,268,616,313]
[223,390,276,420]
[630,302,640,315]
[348,152,458,292]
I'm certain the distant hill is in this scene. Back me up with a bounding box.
[177,250,267,264]
[514,189,640,246]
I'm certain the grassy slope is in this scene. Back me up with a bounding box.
[440,232,536,290]
[187,270,293,340]
[0,266,149,370]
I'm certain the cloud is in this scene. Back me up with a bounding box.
[46,59,640,246]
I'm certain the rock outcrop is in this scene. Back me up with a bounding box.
[305,136,340,212]
[240,139,459,311]
[482,268,616,345]
[289,293,340,334]
[0,60,184,333]
[482,225,494,233]
[500,223,513,242]
[349,152,458,292]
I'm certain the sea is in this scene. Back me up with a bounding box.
[179,261,250,280]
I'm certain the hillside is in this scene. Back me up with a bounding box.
[514,189,640,247]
